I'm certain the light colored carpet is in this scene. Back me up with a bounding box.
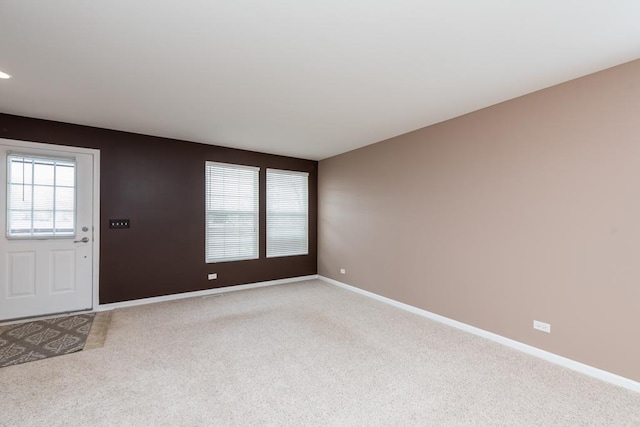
[0,279,638,426]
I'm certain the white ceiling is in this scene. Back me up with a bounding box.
[1,1,639,160]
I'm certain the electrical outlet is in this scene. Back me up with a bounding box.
[340,268,346,275]
[533,320,551,333]
[208,273,217,280]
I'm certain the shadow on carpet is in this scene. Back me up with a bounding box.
[0,312,111,368]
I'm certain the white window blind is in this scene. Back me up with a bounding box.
[266,169,309,258]
[205,162,259,263]
[6,154,76,238]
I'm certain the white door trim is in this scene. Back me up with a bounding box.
[0,137,100,312]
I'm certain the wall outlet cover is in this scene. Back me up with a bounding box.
[533,320,551,333]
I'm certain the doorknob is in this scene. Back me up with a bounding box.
[74,237,90,243]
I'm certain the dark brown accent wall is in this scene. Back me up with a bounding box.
[0,114,317,304]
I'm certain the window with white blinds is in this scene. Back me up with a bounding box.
[6,154,76,238]
[205,162,259,263]
[266,169,309,258]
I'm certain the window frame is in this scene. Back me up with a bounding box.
[266,168,309,258]
[205,161,260,263]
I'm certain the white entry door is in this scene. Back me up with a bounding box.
[0,141,95,321]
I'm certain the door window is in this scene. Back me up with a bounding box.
[6,154,76,238]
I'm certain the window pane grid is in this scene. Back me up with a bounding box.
[205,162,259,263]
[267,169,309,258]
[7,155,76,238]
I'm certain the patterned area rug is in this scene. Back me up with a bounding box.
[0,313,98,367]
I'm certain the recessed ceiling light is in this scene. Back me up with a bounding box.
[0,70,12,79]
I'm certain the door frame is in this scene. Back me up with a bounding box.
[0,137,100,313]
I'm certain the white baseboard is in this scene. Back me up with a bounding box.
[98,274,319,311]
[319,275,640,393]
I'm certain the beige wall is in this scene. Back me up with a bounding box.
[318,58,640,382]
